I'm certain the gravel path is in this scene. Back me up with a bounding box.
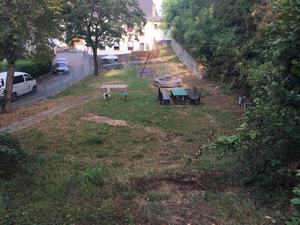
[0,95,97,133]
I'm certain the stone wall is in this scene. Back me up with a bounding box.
[170,39,204,79]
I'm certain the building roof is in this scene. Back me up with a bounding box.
[138,0,158,18]
[148,15,162,22]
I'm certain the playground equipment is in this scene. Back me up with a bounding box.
[153,74,183,88]
[138,51,158,78]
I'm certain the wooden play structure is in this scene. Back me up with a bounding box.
[138,51,159,78]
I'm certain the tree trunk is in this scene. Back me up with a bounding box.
[92,47,99,75]
[1,64,14,113]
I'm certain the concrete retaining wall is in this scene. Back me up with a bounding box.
[170,39,204,79]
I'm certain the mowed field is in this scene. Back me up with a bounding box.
[0,49,277,225]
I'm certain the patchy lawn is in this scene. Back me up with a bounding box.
[0,52,279,225]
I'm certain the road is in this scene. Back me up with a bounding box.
[12,51,93,109]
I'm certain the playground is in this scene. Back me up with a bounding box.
[0,48,274,225]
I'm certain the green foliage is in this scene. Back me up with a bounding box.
[206,135,239,155]
[0,133,25,175]
[0,0,62,112]
[64,0,146,75]
[0,62,4,72]
[165,0,300,190]
[15,59,52,78]
[0,58,52,78]
[286,171,300,225]
[83,166,108,186]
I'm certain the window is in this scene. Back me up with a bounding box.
[128,41,133,51]
[114,42,120,51]
[139,43,145,51]
[24,74,32,81]
[13,75,24,85]
[154,24,158,30]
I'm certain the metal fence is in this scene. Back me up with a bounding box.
[12,56,94,108]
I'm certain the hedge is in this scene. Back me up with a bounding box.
[0,59,52,78]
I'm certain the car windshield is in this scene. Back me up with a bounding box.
[55,63,67,67]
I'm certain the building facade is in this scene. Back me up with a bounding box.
[96,0,169,56]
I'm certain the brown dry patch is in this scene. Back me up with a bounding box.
[82,113,129,127]
[130,170,228,193]
[130,170,240,225]
[0,100,59,128]
[81,113,184,143]
[0,94,98,133]
[184,76,243,113]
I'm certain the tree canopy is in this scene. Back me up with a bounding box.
[0,0,63,112]
[163,0,300,189]
[64,0,146,75]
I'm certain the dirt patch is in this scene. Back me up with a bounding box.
[0,94,98,133]
[82,113,129,127]
[81,113,184,143]
[0,100,59,128]
[130,170,229,193]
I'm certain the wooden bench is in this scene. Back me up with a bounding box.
[186,86,201,105]
[158,86,162,99]
[158,87,171,105]
[161,91,171,105]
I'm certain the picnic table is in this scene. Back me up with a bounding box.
[171,87,188,104]
[98,83,129,100]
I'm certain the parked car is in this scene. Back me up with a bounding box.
[101,55,123,70]
[53,57,70,74]
[0,72,37,101]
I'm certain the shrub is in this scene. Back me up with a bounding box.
[0,133,25,175]
[0,62,5,72]
[15,59,52,78]
[0,59,52,78]
[286,171,300,225]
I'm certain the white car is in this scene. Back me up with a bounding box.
[55,57,69,64]
[0,72,37,101]
[53,57,69,74]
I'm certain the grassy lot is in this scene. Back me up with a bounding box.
[0,58,277,224]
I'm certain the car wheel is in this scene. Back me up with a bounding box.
[32,85,37,93]
[12,92,18,102]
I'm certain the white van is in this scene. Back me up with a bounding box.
[53,58,69,74]
[0,72,37,101]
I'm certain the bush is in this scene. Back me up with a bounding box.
[286,171,300,225]
[0,133,25,175]
[15,59,52,78]
[0,59,52,78]
[0,62,5,72]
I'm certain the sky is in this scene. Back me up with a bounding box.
[153,0,163,15]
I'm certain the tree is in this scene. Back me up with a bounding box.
[64,0,146,75]
[0,0,63,113]
[163,0,300,190]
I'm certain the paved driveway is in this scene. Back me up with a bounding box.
[12,51,93,109]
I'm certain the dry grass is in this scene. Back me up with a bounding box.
[0,48,278,225]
